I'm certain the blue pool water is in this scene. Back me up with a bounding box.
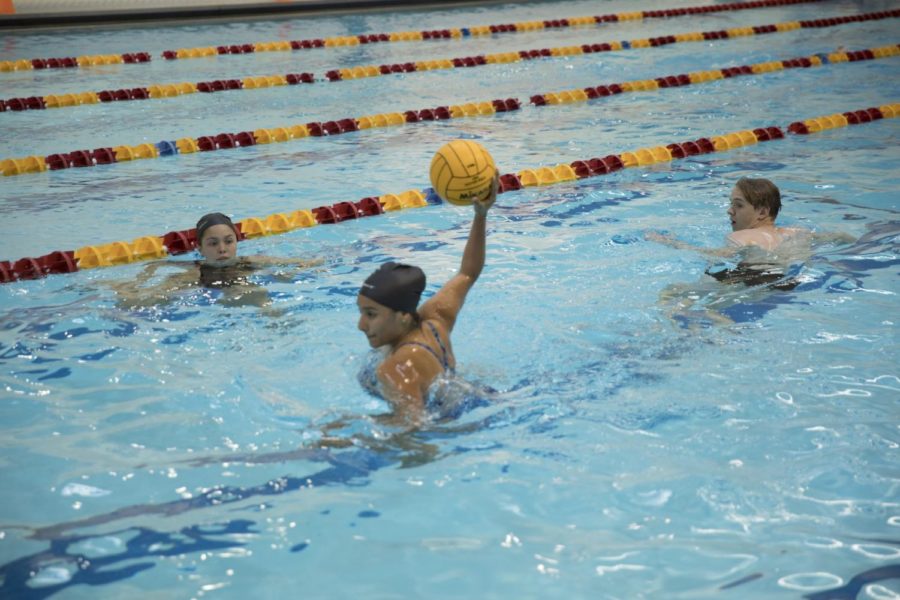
[1,1,899,598]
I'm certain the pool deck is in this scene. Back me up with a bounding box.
[0,0,492,27]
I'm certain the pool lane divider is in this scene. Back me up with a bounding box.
[1,102,897,284]
[0,190,431,284]
[2,43,897,177]
[3,10,897,114]
[0,0,824,73]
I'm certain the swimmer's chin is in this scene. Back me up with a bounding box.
[365,335,387,349]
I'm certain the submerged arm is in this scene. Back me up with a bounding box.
[243,255,325,268]
[107,262,196,308]
[811,231,857,246]
[239,255,325,284]
[130,260,182,284]
[645,231,736,258]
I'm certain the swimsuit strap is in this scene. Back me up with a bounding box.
[396,321,451,371]
[425,321,451,370]
[395,341,445,368]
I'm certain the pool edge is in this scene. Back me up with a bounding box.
[0,0,504,30]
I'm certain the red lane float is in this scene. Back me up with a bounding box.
[2,103,897,284]
[4,44,898,178]
[0,0,828,71]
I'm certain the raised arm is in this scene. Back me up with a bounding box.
[419,175,497,329]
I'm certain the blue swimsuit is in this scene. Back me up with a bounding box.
[358,322,492,420]
[355,321,450,399]
[396,321,453,373]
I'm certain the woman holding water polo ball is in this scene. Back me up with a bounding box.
[356,140,498,425]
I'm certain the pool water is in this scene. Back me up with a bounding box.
[1,1,899,598]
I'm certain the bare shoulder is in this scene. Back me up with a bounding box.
[779,226,808,237]
[381,343,419,367]
[376,345,430,406]
[728,228,798,251]
[726,230,759,246]
[381,340,440,374]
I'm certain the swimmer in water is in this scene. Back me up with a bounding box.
[110,212,320,310]
[645,178,854,324]
[647,177,854,282]
[356,175,497,426]
[647,177,805,255]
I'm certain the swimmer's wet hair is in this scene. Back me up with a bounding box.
[196,213,238,243]
[735,177,781,219]
[359,262,425,314]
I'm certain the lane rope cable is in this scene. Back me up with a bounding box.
[2,9,897,114]
[0,0,827,72]
[2,43,897,176]
[1,101,897,283]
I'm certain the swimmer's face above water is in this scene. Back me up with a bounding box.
[199,224,238,266]
[727,186,768,232]
[357,295,411,349]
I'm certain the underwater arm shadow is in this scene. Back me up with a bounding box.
[1,521,256,600]
[27,447,395,542]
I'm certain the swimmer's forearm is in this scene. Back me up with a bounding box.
[459,212,487,281]
[280,257,323,267]
[650,233,734,257]
[459,173,496,280]
[132,260,168,283]
[657,236,702,252]
[699,247,737,258]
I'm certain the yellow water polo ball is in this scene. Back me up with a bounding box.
[429,140,496,206]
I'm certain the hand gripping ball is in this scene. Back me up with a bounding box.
[429,140,496,205]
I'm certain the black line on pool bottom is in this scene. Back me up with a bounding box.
[0,520,256,600]
[804,564,900,600]
[0,447,394,598]
[720,572,763,590]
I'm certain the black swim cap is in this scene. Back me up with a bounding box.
[196,213,237,243]
[359,262,425,314]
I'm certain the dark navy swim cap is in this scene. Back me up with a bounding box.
[359,262,425,313]
[196,212,237,243]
